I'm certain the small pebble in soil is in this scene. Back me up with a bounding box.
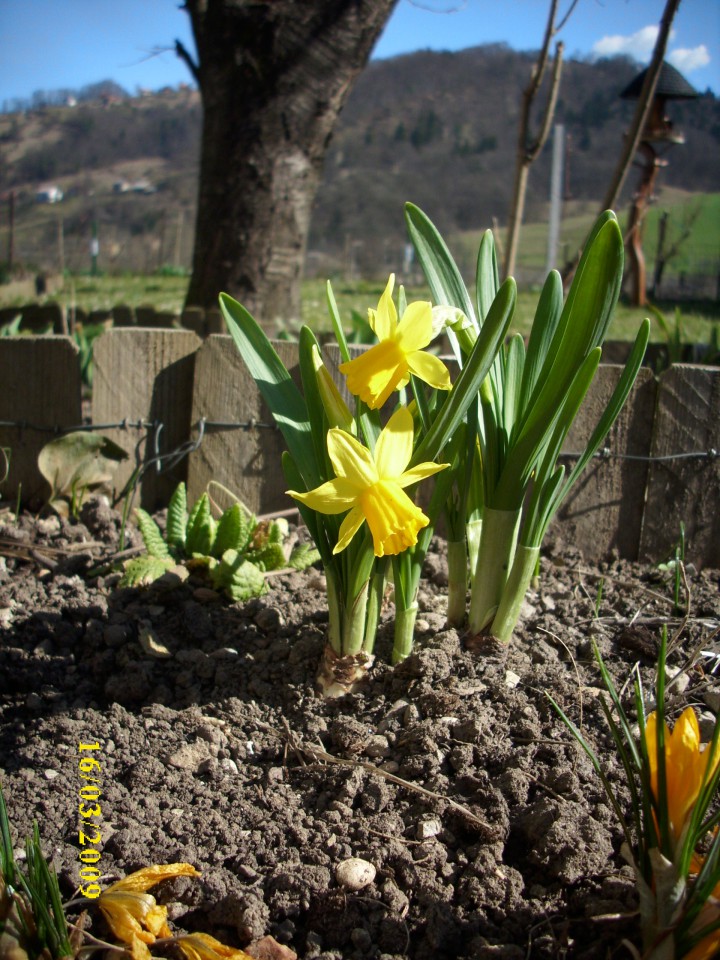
[415,817,442,840]
[335,857,376,891]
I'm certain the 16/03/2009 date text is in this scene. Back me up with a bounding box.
[77,741,103,898]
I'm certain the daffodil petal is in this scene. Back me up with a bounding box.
[129,937,154,960]
[288,477,359,514]
[407,350,452,391]
[334,506,366,553]
[106,863,200,893]
[98,890,169,945]
[340,340,407,410]
[370,275,397,339]
[327,427,378,485]
[395,300,433,352]
[177,933,254,960]
[397,461,449,488]
[374,407,414,478]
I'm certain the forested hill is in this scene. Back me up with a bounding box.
[1,44,718,271]
[309,45,719,256]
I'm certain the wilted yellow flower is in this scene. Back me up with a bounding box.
[645,708,719,844]
[684,903,720,960]
[287,406,448,557]
[98,863,200,958]
[339,275,451,410]
[177,932,254,960]
[312,344,355,433]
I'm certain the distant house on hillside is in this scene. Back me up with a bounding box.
[131,179,156,194]
[36,185,63,204]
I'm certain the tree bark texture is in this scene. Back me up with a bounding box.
[181,0,397,324]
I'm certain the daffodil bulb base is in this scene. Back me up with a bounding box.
[316,643,375,698]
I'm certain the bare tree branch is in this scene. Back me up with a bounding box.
[599,0,682,212]
[503,0,570,280]
[174,39,200,85]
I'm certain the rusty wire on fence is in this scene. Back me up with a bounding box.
[0,416,718,474]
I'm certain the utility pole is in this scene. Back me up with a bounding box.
[57,216,65,277]
[90,219,99,276]
[7,190,15,270]
[174,209,185,269]
[545,124,565,274]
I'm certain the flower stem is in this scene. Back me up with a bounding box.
[343,579,370,656]
[325,566,343,656]
[363,565,386,654]
[468,506,521,635]
[466,518,483,578]
[392,602,418,665]
[490,543,540,644]
[446,539,467,626]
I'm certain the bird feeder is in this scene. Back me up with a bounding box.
[620,61,697,306]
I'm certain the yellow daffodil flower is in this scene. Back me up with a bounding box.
[645,708,719,844]
[287,406,448,557]
[98,863,200,959]
[177,933,254,960]
[339,275,451,410]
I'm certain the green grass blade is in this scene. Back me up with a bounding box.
[0,780,16,888]
[281,451,333,569]
[404,202,477,329]
[547,693,634,852]
[475,228,499,324]
[517,214,623,439]
[519,269,564,416]
[559,319,651,501]
[520,348,601,540]
[326,280,351,364]
[501,334,525,436]
[219,292,317,486]
[411,277,516,467]
[299,327,330,476]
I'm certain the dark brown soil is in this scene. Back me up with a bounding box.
[1,498,718,960]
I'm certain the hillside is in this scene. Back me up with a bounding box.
[0,45,718,280]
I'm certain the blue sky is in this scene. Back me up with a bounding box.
[0,0,718,105]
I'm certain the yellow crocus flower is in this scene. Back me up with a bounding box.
[287,406,448,557]
[339,275,451,410]
[98,863,200,958]
[177,932,254,960]
[645,708,719,844]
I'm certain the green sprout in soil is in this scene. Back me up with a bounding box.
[120,482,319,601]
[0,782,76,960]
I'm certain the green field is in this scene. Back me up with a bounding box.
[2,191,718,345]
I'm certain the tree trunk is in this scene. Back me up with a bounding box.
[180,0,398,324]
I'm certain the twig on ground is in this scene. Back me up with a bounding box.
[279,724,494,835]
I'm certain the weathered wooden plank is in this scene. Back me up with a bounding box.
[549,366,657,561]
[0,336,82,507]
[187,336,301,514]
[92,328,200,510]
[639,365,720,567]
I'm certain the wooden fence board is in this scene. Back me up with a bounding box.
[547,366,658,561]
[639,365,720,568]
[92,328,200,510]
[0,336,82,506]
[187,336,301,514]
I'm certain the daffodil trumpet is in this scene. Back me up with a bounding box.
[549,631,720,960]
[406,203,650,646]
